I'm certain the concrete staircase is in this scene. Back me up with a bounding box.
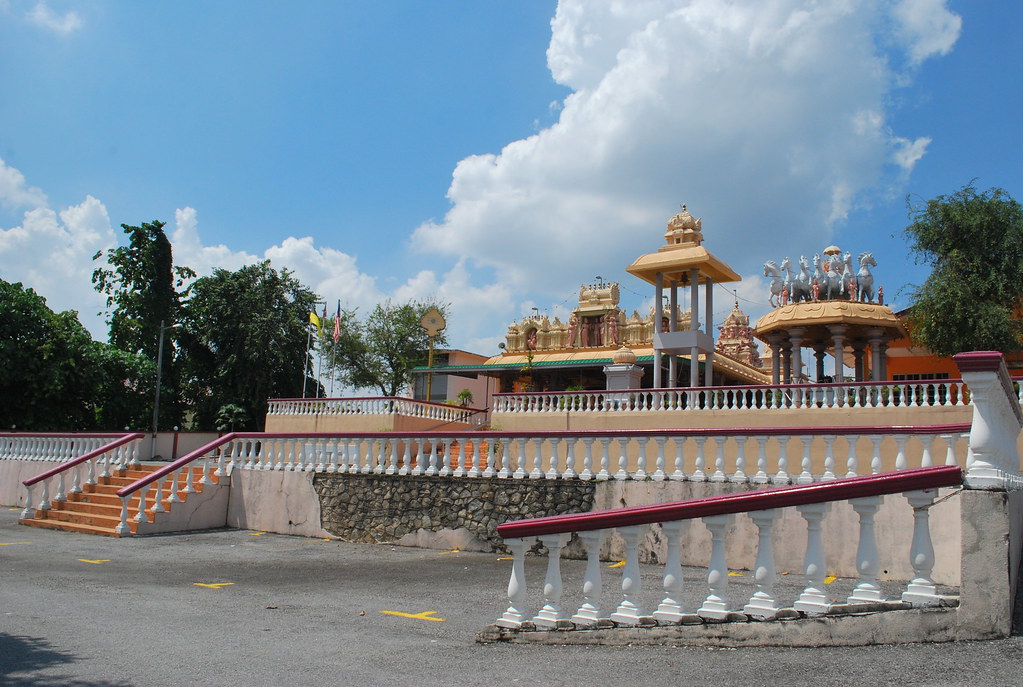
[19,464,219,537]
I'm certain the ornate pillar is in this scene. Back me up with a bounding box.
[789,327,805,384]
[669,280,678,387]
[851,340,866,382]
[829,324,847,382]
[767,333,783,385]
[705,277,714,386]
[813,344,827,382]
[654,272,663,389]
[690,268,700,389]
[781,337,792,385]
[867,327,884,382]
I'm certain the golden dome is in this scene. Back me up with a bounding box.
[612,346,637,365]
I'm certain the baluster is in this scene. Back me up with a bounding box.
[868,435,883,474]
[844,435,860,478]
[901,489,942,606]
[797,435,813,484]
[496,438,512,479]
[201,453,214,485]
[571,530,604,626]
[774,435,791,484]
[648,436,666,481]
[483,438,497,478]
[596,437,612,480]
[386,443,398,474]
[467,438,483,478]
[698,514,734,620]
[151,478,166,513]
[899,383,910,407]
[315,440,328,472]
[182,465,197,494]
[529,438,544,479]
[941,434,958,466]
[85,457,97,486]
[545,438,561,479]
[847,496,885,603]
[512,438,527,479]
[732,436,748,483]
[579,437,594,480]
[653,520,686,623]
[38,478,52,511]
[115,495,132,535]
[671,437,685,481]
[692,436,707,482]
[533,533,571,628]
[496,537,535,629]
[794,502,832,615]
[752,436,769,484]
[217,442,230,476]
[54,472,67,503]
[709,437,727,483]
[327,438,340,473]
[743,509,780,620]
[894,434,909,470]
[410,439,424,476]
[21,484,36,518]
[167,469,182,504]
[920,435,934,468]
[634,437,649,480]
[355,439,370,474]
[821,434,836,480]
[610,525,645,625]
[614,437,629,481]
[134,484,149,523]
[561,438,577,479]
[371,439,384,475]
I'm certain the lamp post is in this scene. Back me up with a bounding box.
[420,308,446,402]
[151,320,181,460]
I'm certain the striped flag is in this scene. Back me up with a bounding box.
[333,301,341,343]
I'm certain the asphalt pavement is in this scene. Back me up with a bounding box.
[2,508,1023,686]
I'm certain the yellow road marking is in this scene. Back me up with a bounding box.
[0,542,31,546]
[78,559,110,564]
[608,560,626,568]
[438,548,460,555]
[249,531,266,536]
[7,507,21,511]
[824,575,838,584]
[380,610,445,622]
[194,582,235,589]
[497,556,512,561]
[728,571,745,577]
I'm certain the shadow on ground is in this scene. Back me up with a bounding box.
[0,632,130,687]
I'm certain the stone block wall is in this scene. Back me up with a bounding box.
[313,473,595,552]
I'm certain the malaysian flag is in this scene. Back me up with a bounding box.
[333,301,341,343]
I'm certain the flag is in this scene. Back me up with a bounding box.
[309,311,322,335]
[333,300,341,343]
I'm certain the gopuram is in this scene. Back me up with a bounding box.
[755,248,903,384]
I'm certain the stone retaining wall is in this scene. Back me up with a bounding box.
[313,474,595,552]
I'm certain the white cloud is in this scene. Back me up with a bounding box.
[0,194,115,335]
[26,2,82,35]
[0,158,47,210]
[413,0,961,346]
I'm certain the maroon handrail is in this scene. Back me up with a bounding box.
[22,433,146,487]
[496,465,964,539]
[116,433,238,498]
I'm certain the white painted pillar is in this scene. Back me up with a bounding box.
[698,514,734,620]
[533,533,571,628]
[901,489,942,606]
[610,525,646,625]
[497,538,535,628]
[829,324,847,382]
[653,520,687,623]
[847,495,885,603]
[794,502,832,615]
[571,530,604,626]
[690,268,700,390]
[654,272,664,389]
[768,334,782,385]
[669,280,678,387]
[743,509,780,620]
[705,277,714,385]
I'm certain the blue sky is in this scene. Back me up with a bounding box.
[2,1,1021,358]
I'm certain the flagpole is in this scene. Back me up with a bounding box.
[302,326,312,398]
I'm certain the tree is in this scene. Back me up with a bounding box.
[92,220,195,428]
[0,279,150,430]
[327,300,448,397]
[904,184,1023,357]
[180,260,319,430]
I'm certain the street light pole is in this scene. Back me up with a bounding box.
[151,320,180,460]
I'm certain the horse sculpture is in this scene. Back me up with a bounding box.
[790,255,813,303]
[840,252,855,299]
[764,260,785,307]
[856,251,876,302]
[823,255,843,300]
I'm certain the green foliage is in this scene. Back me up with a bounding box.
[904,184,1023,356]
[0,280,151,430]
[92,220,195,427]
[181,260,319,430]
[457,388,474,406]
[325,300,448,397]
[215,403,248,433]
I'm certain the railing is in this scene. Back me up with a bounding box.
[19,433,145,519]
[493,378,979,413]
[266,396,489,426]
[493,465,964,628]
[1,432,136,462]
[104,423,972,536]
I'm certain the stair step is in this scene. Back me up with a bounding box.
[20,517,127,537]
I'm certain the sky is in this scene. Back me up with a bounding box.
[1,0,1021,361]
